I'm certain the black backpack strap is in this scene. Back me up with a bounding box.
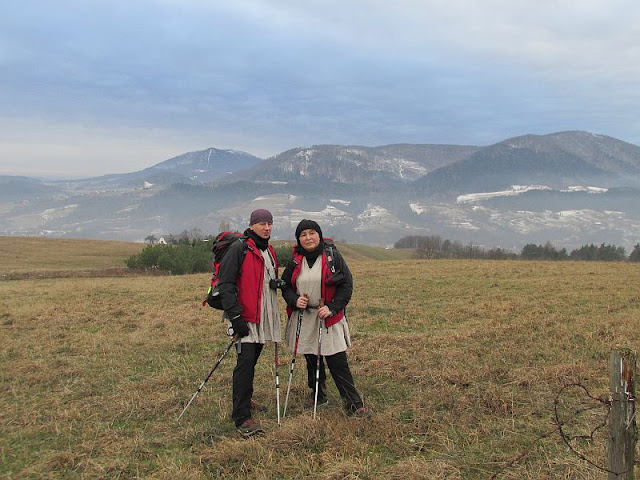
[268,249,278,274]
[324,241,336,274]
[237,236,250,275]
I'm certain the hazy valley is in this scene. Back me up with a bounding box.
[2,130,640,252]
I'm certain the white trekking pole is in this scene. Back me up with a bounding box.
[283,308,304,419]
[275,342,281,425]
[313,299,325,420]
[178,334,238,421]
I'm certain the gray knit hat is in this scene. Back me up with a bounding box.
[249,209,273,225]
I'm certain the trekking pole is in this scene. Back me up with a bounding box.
[313,298,325,420]
[275,341,281,425]
[283,303,305,419]
[177,335,238,421]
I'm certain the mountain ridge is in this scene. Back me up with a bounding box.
[412,131,640,198]
[226,143,481,184]
[1,130,640,251]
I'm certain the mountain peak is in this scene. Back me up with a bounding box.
[413,130,640,197]
[232,143,480,184]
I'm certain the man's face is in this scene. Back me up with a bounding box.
[250,221,272,239]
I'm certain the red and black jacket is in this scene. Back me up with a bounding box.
[281,240,353,328]
[217,235,278,324]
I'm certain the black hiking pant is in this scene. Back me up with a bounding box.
[304,351,363,411]
[232,342,263,426]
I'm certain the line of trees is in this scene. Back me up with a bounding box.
[394,235,517,260]
[144,227,209,246]
[128,230,640,275]
[520,242,630,261]
[395,235,640,262]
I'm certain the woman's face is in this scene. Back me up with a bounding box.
[299,228,320,252]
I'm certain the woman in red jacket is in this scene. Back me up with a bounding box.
[281,219,367,417]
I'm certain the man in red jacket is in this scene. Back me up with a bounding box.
[217,209,282,437]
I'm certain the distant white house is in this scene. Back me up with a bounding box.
[157,237,168,245]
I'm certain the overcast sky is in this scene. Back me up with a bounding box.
[2,0,640,179]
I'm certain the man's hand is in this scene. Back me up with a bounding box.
[230,315,249,338]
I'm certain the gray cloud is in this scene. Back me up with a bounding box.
[2,0,640,177]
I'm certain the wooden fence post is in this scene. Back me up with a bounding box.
[608,349,636,480]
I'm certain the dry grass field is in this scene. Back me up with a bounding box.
[0,237,143,276]
[1,237,638,479]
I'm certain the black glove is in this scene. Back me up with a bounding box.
[230,315,249,338]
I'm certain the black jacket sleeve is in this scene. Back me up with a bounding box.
[280,258,300,309]
[217,240,245,318]
[325,250,353,315]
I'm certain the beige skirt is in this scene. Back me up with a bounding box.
[285,308,351,356]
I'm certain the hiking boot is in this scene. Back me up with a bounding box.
[306,384,328,408]
[236,419,264,438]
[347,406,370,418]
[250,399,267,412]
[307,395,329,408]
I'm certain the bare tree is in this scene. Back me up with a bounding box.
[218,220,231,233]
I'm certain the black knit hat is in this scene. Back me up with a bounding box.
[295,219,323,244]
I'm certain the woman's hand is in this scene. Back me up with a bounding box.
[318,305,332,319]
[296,294,309,310]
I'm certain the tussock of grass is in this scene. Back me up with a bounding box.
[1,240,639,478]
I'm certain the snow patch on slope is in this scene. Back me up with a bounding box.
[457,185,551,204]
[456,185,608,204]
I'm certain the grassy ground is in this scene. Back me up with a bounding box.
[1,239,638,479]
[271,240,414,262]
[0,237,143,275]
[332,243,413,262]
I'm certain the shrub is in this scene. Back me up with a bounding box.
[126,242,212,274]
[273,243,293,267]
